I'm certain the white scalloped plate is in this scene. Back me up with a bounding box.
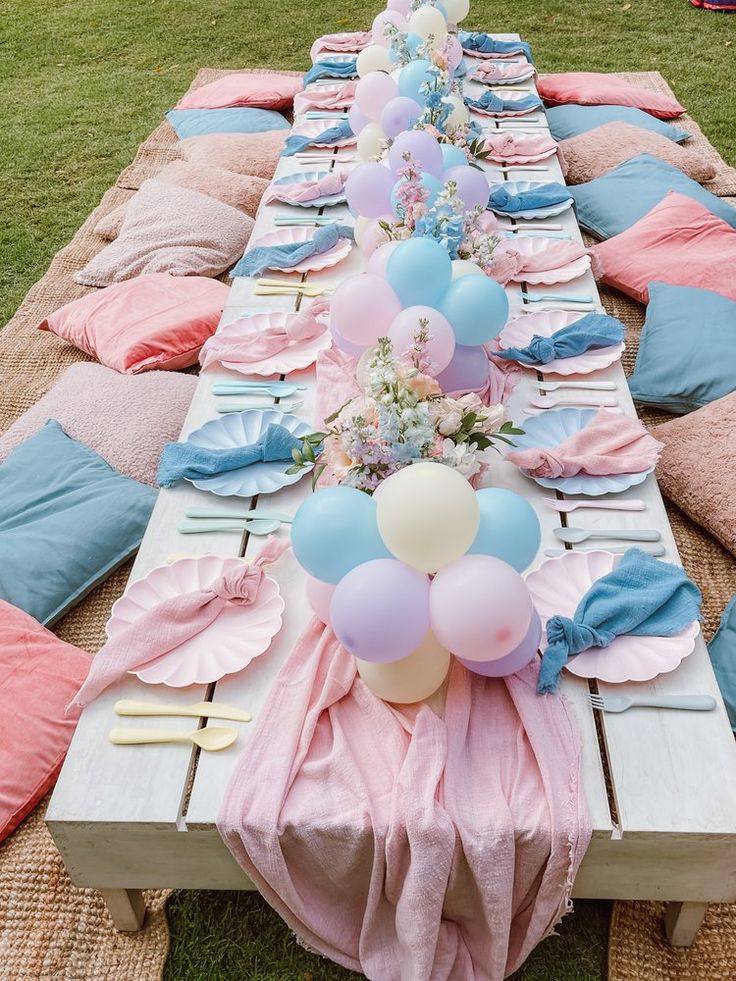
[186,408,312,497]
[470,63,536,84]
[525,551,700,683]
[511,407,654,496]
[488,180,574,219]
[461,45,531,61]
[290,119,357,147]
[250,225,353,274]
[270,170,347,208]
[499,309,624,375]
[469,95,543,118]
[218,312,332,376]
[107,555,285,687]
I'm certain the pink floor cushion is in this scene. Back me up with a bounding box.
[593,191,736,303]
[95,162,268,240]
[559,122,716,185]
[538,72,686,119]
[176,70,303,111]
[0,601,90,843]
[74,179,253,287]
[0,362,197,486]
[178,131,288,180]
[40,272,229,373]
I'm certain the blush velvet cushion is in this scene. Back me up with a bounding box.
[592,192,736,303]
[177,131,288,180]
[175,71,303,111]
[0,601,90,844]
[39,272,230,373]
[537,72,686,119]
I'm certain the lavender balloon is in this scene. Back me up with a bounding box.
[380,96,422,138]
[435,344,490,394]
[331,325,368,358]
[444,165,490,211]
[345,162,396,218]
[330,559,431,663]
[388,130,444,177]
[458,608,542,677]
[348,102,371,136]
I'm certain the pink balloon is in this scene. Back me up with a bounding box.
[430,555,533,662]
[388,305,456,375]
[366,240,401,277]
[360,217,393,258]
[331,274,402,346]
[345,162,396,219]
[348,102,371,135]
[355,72,399,120]
[443,165,490,211]
[387,0,411,14]
[380,96,423,139]
[445,34,463,72]
[306,575,335,625]
[389,130,444,177]
[372,9,408,47]
[331,325,367,358]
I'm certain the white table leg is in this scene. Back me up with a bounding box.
[664,901,708,946]
[100,888,146,932]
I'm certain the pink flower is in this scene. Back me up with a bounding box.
[405,372,441,398]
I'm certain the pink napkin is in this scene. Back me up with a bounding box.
[491,238,590,284]
[218,622,591,981]
[200,299,329,369]
[261,171,347,207]
[507,408,664,478]
[472,61,536,82]
[309,31,373,60]
[483,132,556,159]
[69,538,289,709]
[294,81,357,115]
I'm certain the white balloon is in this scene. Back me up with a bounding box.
[357,44,392,77]
[443,93,470,131]
[358,121,387,161]
[408,6,447,47]
[444,0,470,23]
[353,216,372,249]
[451,259,485,280]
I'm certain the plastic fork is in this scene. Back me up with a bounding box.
[539,381,617,392]
[543,498,645,513]
[254,284,333,297]
[524,294,595,304]
[273,216,340,227]
[528,395,618,410]
[212,382,305,396]
[554,527,661,544]
[185,507,293,522]
[177,519,281,535]
[588,693,716,714]
[304,110,349,119]
[544,544,665,557]
[216,400,303,414]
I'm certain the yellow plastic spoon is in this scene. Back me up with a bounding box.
[108,726,238,751]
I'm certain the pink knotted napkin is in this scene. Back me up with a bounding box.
[472,61,536,82]
[69,538,289,710]
[309,31,373,61]
[507,408,663,478]
[261,171,347,207]
[490,238,590,284]
[294,81,357,115]
[483,132,556,160]
[199,299,329,370]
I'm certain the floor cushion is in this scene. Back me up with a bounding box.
[0,420,156,625]
[41,272,229,373]
[593,192,736,303]
[178,131,288,180]
[559,122,716,185]
[74,179,253,287]
[175,71,303,111]
[546,104,690,144]
[0,363,197,485]
[570,153,736,240]
[95,162,268,239]
[652,392,736,557]
[538,72,685,119]
[708,594,736,734]
[165,107,289,139]
[0,601,90,844]
[629,282,736,414]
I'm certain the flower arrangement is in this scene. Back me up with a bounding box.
[288,332,522,493]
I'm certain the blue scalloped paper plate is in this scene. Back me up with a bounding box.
[272,170,347,208]
[186,409,312,498]
[511,407,655,496]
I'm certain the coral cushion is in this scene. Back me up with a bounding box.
[0,601,90,843]
[176,71,303,111]
[593,192,736,303]
[546,104,690,144]
[40,272,229,373]
[178,131,288,180]
[538,72,685,119]
[559,122,716,185]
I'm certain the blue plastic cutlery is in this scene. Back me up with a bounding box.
[212,382,306,396]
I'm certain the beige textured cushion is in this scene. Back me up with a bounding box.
[559,122,717,185]
[652,392,736,557]
[95,161,268,240]
[178,130,287,179]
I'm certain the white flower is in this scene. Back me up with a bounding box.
[440,439,482,478]
[479,402,507,433]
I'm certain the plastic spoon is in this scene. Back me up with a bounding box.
[212,383,305,396]
[528,395,618,409]
[524,294,595,304]
[216,401,303,414]
[539,381,617,392]
[114,700,252,723]
[109,726,238,751]
[186,507,293,522]
[177,519,281,535]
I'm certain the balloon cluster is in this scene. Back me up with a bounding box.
[292,465,542,703]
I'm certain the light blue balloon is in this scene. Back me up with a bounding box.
[438,275,509,345]
[436,2,449,18]
[468,488,541,572]
[292,487,391,585]
[386,237,453,308]
[440,144,468,171]
[405,31,423,56]
[398,59,434,105]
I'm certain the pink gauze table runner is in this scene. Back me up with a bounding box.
[217,622,591,981]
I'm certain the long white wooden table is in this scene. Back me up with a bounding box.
[47,37,736,948]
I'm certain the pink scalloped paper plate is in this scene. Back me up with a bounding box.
[106,556,285,687]
[485,145,558,165]
[251,226,353,274]
[525,551,700,683]
[496,237,591,285]
[498,309,625,375]
[469,62,536,84]
[219,311,332,376]
[290,119,357,147]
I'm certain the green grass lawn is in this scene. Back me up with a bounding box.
[1,1,734,977]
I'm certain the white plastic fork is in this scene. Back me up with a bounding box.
[543,498,645,513]
[588,693,717,714]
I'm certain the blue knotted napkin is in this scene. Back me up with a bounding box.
[157,424,304,487]
[708,593,736,732]
[230,223,354,278]
[459,31,534,63]
[464,90,543,115]
[281,118,354,157]
[538,549,702,694]
[497,314,625,366]
[303,58,358,86]
[488,182,571,213]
